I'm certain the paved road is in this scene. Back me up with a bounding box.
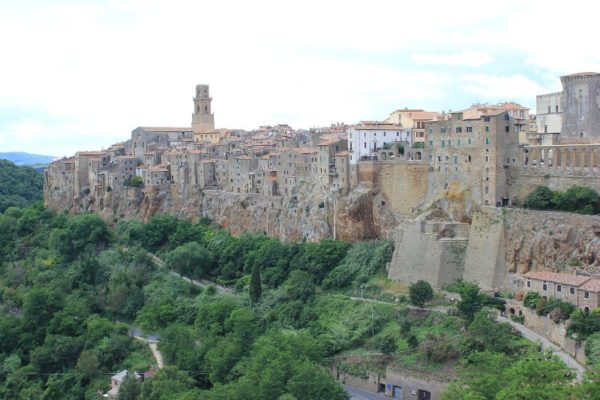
[346,385,388,400]
[497,316,585,381]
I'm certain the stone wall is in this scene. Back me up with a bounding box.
[389,220,469,288]
[384,367,449,400]
[389,207,600,290]
[505,299,587,364]
[463,210,507,290]
[374,161,429,214]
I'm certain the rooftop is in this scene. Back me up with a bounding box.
[524,271,591,287]
[579,278,600,293]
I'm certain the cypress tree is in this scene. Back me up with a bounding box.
[249,263,262,304]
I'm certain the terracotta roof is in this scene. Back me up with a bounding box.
[524,271,590,287]
[579,279,600,293]
[318,139,342,146]
[335,151,349,156]
[138,127,191,132]
[294,147,317,154]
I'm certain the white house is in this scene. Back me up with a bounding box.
[348,121,411,165]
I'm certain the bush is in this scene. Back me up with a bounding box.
[523,186,554,210]
[130,176,143,187]
[409,280,434,307]
[523,291,540,309]
[323,240,393,289]
[553,186,600,214]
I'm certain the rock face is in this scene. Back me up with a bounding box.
[47,180,400,242]
[503,208,600,275]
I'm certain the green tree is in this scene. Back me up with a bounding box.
[119,373,142,400]
[139,366,197,400]
[523,185,554,210]
[75,350,100,379]
[463,309,514,355]
[249,263,262,304]
[409,280,434,307]
[457,283,483,321]
[554,185,600,214]
[379,333,396,355]
[166,242,214,279]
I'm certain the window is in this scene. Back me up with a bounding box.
[448,140,451,145]
[457,139,461,145]
[585,291,590,299]
[543,281,547,291]
[548,106,551,113]
[383,132,386,136]
[557,284,562,292]
[441,127,447,134]
[456,127,462,133]
[505,126,510,133]
[485,126,490,132]
[570,287,575,295]
[526,280,531,288]
[441,140,445,148]
[429,140,433,146]
[363,142,366,148]
[485,156,489,162]
[485,138,490,145]
[466,126,473,133]
[468,138,472,145]
[556,105,559,112]
[454,156,458,164]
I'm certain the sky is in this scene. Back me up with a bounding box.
[1,0,599,158]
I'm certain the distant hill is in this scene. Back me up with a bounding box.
[0,152,55,166]
[0,159,44,212]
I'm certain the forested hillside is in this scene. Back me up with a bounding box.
[0,159,44,212]
[0,204,598,399]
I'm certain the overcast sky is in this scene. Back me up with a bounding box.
[1,0,599,157]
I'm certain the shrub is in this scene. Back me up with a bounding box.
[409,280,434,307]
[553,186,600,214]
[523,291,540,309]
[130,176,143,187]
[522,186,554,210]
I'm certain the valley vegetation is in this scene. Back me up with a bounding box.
[0,201,598,399]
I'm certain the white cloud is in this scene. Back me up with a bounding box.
[410,50,494,67]
[460,74,545,104]
[0,0,599,155]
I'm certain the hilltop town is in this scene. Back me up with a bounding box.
[45,73,600,292]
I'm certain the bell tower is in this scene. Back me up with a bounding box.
[192,84,215,134]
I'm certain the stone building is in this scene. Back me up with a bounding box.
[131,127,192,158]
[425,105,524,207]
[560,72,600,143]
[348,122,410,164]
[191,84,215,134]
[523,271,600,312]
[536,92,563,136]
[384,108,441,144]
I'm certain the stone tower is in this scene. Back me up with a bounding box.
[560,72,600,142]
[192,84,215,134]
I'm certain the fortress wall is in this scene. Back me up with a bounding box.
[389,221,468,288]
[511,166,600,200]
[376,162,429,215]
[463,211,507,290]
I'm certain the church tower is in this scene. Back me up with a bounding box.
[191,84,215,134]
